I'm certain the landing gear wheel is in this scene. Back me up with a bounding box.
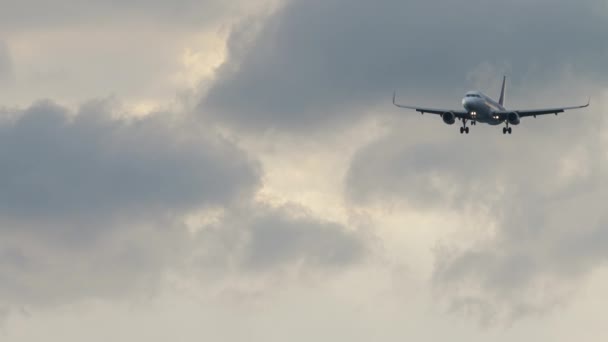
[503,127,507,134]
[465,127,470,134]
[460,127,464,134]
[508,127,512,134]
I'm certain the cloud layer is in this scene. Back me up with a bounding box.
[2,0,608,336]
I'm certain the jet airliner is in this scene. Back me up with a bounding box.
[393,76,590,134]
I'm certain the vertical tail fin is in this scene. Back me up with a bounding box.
[498,75,507,107]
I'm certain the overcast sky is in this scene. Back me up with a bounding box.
[1,0,607,340]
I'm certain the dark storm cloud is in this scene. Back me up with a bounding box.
[345,91,607,322]
[204,0,608,131]
[0,100,260,229]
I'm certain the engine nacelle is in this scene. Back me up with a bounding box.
[442,112,456,125]
[507,112,520,125]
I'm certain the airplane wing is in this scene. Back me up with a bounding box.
[392,91,468,117]
[494,99,590,118]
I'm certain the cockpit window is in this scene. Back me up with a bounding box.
[466,94,481,98]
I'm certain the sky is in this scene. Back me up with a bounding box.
[0,0,607,340]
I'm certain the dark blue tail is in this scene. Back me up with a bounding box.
[498,75,507,106]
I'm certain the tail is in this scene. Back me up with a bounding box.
[498,75,507,106]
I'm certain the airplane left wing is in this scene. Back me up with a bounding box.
[494,99,590,118]
[392,92,468,117]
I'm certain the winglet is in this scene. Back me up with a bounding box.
[578,97,591,108]
[392,90,397,106]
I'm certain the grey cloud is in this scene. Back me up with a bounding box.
[242,204,367,271]
[0,99,260,231]
[345,124,598,211]
[194,203,369,277]
[346,138,500,209]
[204,0,608,131]
[432,201,608,324]
[0,221,190,308]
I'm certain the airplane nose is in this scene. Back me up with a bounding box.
[462,98,470,108]
[463,98,478,111]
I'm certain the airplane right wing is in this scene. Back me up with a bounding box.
[494,99,590,118]
[392,92,468,117]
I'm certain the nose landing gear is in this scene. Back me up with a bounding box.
[502,126,512,134]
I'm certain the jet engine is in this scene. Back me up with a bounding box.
[507,112,520,125]
[442,112,456,125]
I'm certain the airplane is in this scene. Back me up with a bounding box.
[392,76,590,134]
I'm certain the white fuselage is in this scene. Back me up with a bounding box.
[461,91,505,125]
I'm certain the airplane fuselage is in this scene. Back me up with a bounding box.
[461,91,505,125]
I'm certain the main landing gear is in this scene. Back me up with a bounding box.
[459,118,470,134]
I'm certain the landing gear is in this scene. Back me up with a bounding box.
[502,126,512,134]
[460,119,470,134]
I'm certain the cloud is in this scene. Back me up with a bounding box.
[0,41,13,86]
[204,203,368,274]
[242,206,366,271]
[0,99,260,229]
[204,0,608,131]
[431,196,608,325]
[429,166,608,324]
[0,220,190,308]
[0,0,256,30]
